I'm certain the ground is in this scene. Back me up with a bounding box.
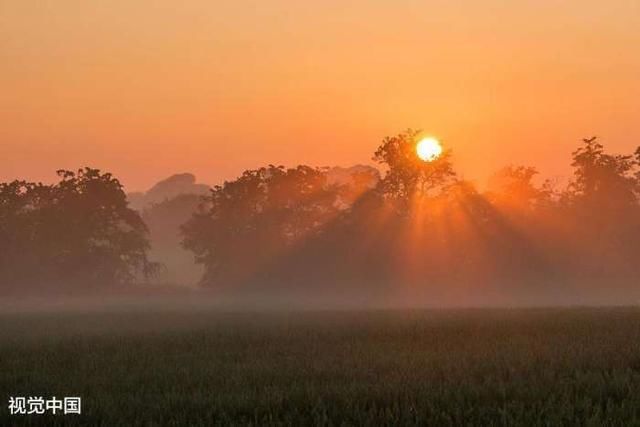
[2,303,640,425]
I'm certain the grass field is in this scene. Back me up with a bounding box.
[2,304,640,426]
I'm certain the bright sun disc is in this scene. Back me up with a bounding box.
[416,137,442,162]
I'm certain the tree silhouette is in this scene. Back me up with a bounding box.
[373,129,456,207]
[486,166,553,218]
[178,133,640,294]
[558,138,640,279]
[0,168,157,291]
[568,137,639,209]
[181,165,343,287]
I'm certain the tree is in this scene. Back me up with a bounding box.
[0,168,156,290]
[487,165,553,216]
[559,138,640,279]
[373,129,456,207]
[181,165,343,287]
[567,137,639,209]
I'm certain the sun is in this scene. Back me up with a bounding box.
[416,137,442,162]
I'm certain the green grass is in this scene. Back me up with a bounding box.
[2,306,640,425]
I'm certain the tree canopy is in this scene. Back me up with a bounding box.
[2,134,639,299]
[0,168,156,291]
[179,134,640,295]
[181,165,344,287]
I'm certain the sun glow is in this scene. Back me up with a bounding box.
[416,137,442,162]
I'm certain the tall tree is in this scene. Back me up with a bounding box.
[567,137,639,209]
[561,138,640,277]
[0,168,156,290]
[181,165,342,287]
[373,129,456,207]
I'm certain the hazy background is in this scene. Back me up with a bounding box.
[2,0,639,191]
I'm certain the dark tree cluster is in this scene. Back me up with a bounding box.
[0,168,156,292]
[2,133,639,298]
[182,132,640,297]
[182,165,346,288]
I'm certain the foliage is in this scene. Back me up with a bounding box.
[3,133,639,294]
[486,165,552,214]
[569,137,640,206]
[373,129,457,204]
[181,165,344,287]
[0,168,156,290]
[180,134,640,293]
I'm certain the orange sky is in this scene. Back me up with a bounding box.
[2,0,639,191]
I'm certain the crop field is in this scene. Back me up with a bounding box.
[2,305,640,425]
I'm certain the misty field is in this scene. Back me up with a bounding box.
[2,305,640,426]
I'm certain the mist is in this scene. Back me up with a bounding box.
[2,132,639,310]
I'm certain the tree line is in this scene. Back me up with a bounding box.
[1,132,639,295]
[0,168,157,291]
[181,131,640,295]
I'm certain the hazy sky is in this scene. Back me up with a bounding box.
[2,0,639,191]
